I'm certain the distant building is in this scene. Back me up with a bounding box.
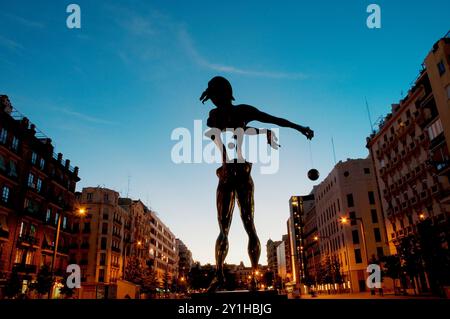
[73,187,179,298]
[288,194,314,290]
[177,238,193,280]
[0,96,80,298]
[119,198,178,288]
[276,235,291,284]
[72,187,129,299]
[314,158,388,292]
[303,189,320,287]
[266,239,281,275]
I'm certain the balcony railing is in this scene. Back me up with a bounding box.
[17,235,38,246]
[13,263,37,274]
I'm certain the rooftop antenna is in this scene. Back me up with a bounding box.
[365,97,374,133]
[331,137,337,165]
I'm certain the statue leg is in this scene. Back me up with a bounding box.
[236,165,260,288]
[208,167,235,292]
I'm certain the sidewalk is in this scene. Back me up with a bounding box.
[298,292,440,299]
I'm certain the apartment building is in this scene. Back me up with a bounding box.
[177,238,193,280]
[73,187,129,299]
[0,95,80,298]
[266,239,281,276]
[314,158,388,292]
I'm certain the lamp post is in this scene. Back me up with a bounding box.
[340,216,369,293]
[48,207,86,299]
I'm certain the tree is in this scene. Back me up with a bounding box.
[141,266,159,298]
[4,269,22,298]
[381,255,401,294]
[124,256,144,285]
[162,268,171,292]
[31,265,54,297]
[417,218,450,296]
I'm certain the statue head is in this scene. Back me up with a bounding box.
[200,76,235,107]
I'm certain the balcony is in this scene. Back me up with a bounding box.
[17,235,39,246]
[13,263,37,274]
[111,247,121,253]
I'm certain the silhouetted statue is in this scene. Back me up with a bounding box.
[200,76,313,292]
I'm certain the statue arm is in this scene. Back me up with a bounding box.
[243,105,314,140]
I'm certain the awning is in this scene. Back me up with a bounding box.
[0,214,8,232]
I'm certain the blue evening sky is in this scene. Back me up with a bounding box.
[1,0,449,264]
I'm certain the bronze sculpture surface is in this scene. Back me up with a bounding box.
[200,76,313,292]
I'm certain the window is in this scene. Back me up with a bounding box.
[347,194,354,208]
[55,212,59,225]
[31,152,38,165]
[15,248,25,263]
[349,212,357,225]
[101,237,107,249]
[352,230,360,244]
[25,251,34,265]
[407,214,413,225]
[36,178,42,192]
[0,128,7,144]
[354,249,362,264]
[437,60,446,76]
[364,168,370,174]
[29,224,36,237]
[27,173,35,188]
[371,209,378,223]
[104,194,109,202]
[102,223,108,235]
[368,191,375,205]
[87,193,93,201]
[98,269,105,282]
[19,221,25,237]
[1,186,10,203]
[46,209,51,222]
[11,136,19,151]
[376,247,384,258]
[374,228,381,242]
[428,119,444,141]
[8,160,17,178]
[39,158,45,170]
[100,253,106,266]
[62,216,67,229]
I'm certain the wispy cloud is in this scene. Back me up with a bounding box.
[108,5,308,80]
[56,107,117,125]
[0,34,23,52]
[2,13,45,29]
[178,28,308,80]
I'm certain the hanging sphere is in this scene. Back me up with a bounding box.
[308,169,320,181]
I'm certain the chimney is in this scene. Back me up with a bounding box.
[65,159,70,169]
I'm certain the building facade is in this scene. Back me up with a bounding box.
[119,198,178,288]
[72,187,129,299]
[314,158,388,292]
[177,238,193,281]
[288,194,314,290]
[0,95,80,298]
[266,239,281,276]
[366,33,450,293]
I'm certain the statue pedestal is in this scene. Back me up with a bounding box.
[190,290,287,301]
